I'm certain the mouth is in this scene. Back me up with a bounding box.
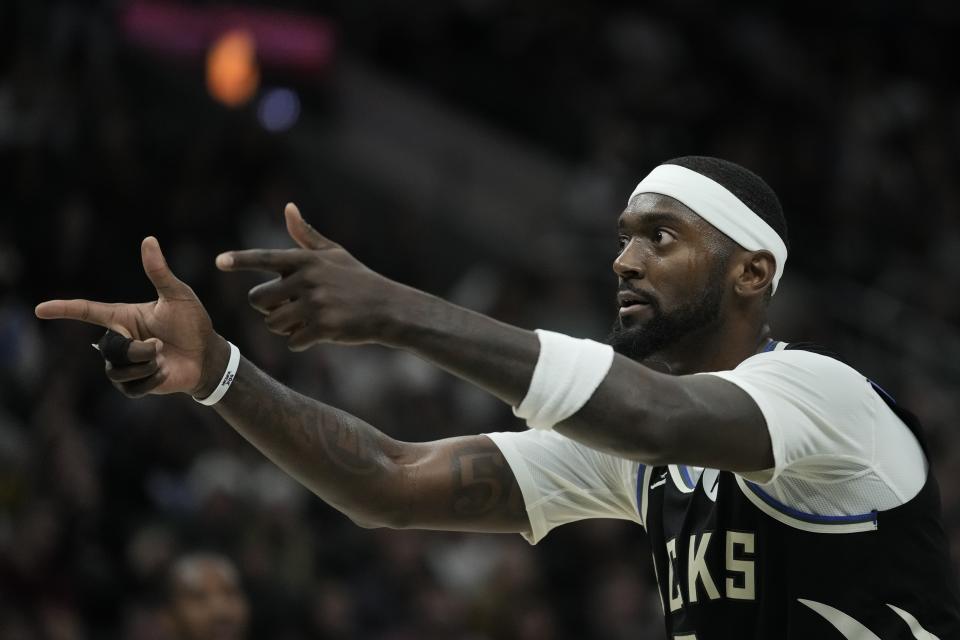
[617,290,654,318]
[618,301,652,318]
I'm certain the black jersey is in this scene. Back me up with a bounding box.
[638,342,960,639]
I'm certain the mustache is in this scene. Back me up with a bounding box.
[617,284,659,310]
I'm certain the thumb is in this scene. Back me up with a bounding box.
[141,236,188,298]
[284,202,338,250]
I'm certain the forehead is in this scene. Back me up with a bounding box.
[619,193,705,228]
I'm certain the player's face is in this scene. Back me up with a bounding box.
[169,559,249,640]
[607,193,732,361]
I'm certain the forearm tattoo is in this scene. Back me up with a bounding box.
[216,358,386,487]
[317,412,380,476]
[215,358,526,531]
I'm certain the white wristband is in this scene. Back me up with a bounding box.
[513,329,615,431]
[193,341,240,406]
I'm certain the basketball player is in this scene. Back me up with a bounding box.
[36,157,960,638]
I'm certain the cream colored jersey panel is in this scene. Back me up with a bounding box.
[487,429,642,544]
[699,349,927,516]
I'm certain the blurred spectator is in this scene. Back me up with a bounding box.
[166,553,249,640]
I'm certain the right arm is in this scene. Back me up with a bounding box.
[35,236,529,536]
[208,345,528,532]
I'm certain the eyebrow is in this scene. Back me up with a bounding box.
[617,210,688,230]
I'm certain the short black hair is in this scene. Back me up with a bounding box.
[663,156,789,251]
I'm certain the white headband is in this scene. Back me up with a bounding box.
[629,164,787,294]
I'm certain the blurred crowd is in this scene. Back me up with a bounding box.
[3,0,960,638]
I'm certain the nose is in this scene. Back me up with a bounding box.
[613,239,645,279]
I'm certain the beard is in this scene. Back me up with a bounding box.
[606,269,726,363]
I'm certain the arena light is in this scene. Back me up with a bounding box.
[257,88,301,132]
[206,29,260,107]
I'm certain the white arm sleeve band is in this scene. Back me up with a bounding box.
[512,329,615,431]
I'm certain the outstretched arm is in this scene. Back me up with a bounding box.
[222,204,771,473]
[389,298,770,471]
[209,348,527,532]
[35,237,528,535]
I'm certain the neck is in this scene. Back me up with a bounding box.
[641,316,771,375]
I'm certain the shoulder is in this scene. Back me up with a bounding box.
[723,345,877,407]
[700,345,883,467]
[705,345,872,402]
[736,344,860,375]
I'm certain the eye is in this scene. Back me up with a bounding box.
[652,228,675,246]
[617,235,629,252]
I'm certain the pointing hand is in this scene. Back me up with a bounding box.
[36,237,228,398]
[216,203,414,351]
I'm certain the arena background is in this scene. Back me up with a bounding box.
[4,1,960,638]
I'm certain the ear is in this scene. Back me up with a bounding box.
[732,250,776,301]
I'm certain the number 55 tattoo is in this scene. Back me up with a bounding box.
[451,444,524,521]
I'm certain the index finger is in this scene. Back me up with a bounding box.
[35,299,120,329]
[216,248,313,275]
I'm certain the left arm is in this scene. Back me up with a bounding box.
[555,356,772,471]
[387,292,771,472]
[221,204,773,473]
